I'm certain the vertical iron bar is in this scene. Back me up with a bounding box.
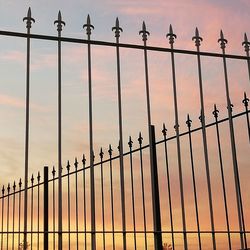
[166,25,187,249]
[83,15,96,250]
[99,148,106,250]
[112,18,127,250]
[128,138,137,250]
[37,172,41,250]
[31,175,34,249]
[193,29,216,249]
[186,116,202,250]
[12,182,16,250]
[44,166,49,250]
[242,33,250,82]
[108,145,116,250]
[139,22,163,250]
[52,167,56,250]
[75,158,79,250]
[82,155,87,250]
[150,125,163,250]
[54,12,65,250]
[1,186,4,250]
[18,180,22,248]
[66,161,71,250]
[23,8,35,248]
[162,125,175,250]
[6,184,10,250]
[138,133,148,250]
[242,92,250,142]
[212,105,232,249]
[218,31,247,249]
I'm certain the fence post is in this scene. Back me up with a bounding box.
[150,125,163,250]
[44,166,49,250]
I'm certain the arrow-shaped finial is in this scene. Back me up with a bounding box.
[242,92,249,107]
[128,136,133,148]
[23,7,35,29]
[108,144,113,156]
[139,21,150,42]
[192,27,203,47]
[83,14,94,36]
[54,10,65,32]
[19,178,22,188]
[186,114,192,128]
[112,17,123,38]
[100,147,104,159]
[166,24,177,45]
[162,123,167,136]
[242,33,250,52]
[138,132,143,145]
[218,29,228,49]
[74,157,78,168]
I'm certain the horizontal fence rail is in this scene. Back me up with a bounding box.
[0,8,249,250]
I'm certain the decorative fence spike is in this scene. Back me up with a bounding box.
[83,14,94,35]
[162,123,167,136]
[66,161,70,172]
[99,147,104,159]
[108,144,113,156]
[13,181,16,191]
[166,24,177,44]
[212,104,219,118]
[128,136,133,148]
[82,154,86,165]
[75,157,78,169]
[139,21,150,41]
[192,27,203,46]
[54,11,66,31]
[23,7,35,28]
[218,30,228,48]
[112,17,123,38]
[242,33,250,52]
[186,114,192,128]
[138,132,143,145]
[243,92,249,107]
[52,166,56,177]
[37,171,41,182]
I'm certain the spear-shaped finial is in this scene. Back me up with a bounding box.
[218,29,228,49]
[2,185,5,195]
[108,144,113,156]
[212,104,219,118]
[186,114,192,128]
[227,99,234,112]
[82,154,86,165]
[99,147,104,159]
[7,183,10,193]
[242,92,249,107]
[83,14,94,36]
[54,10,66,32]
[192,27,203,47]
[242,33,250,52]
[139,21,150,42]
[31,174,34,184]
[138,132,143,145]
[74,157,78,169]
[52,166,56,177]
[19,178,22,188]
[162,123,167,136]
[66,160,70,172]
[166,24,177,45]
[128,136,133,148]
[112,17,123,38]
[37,171,41,182]
[13,181,16,191]
[23,7,35,29]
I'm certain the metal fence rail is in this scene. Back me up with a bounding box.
[0,8,249,250]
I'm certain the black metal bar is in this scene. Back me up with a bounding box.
[167,25,187,249]
[1,186,4,250]
[23,8,34,248]
[242,33,250,82]
[82,155,87,250]
[186,116,202,250]
[193,29,216,249]
[37,172,41,250]
[6,184,10,249]
[52,167,56,250]
[31,175,34,249]
[83,15,96,250]
[212,105,232,249]
[112,18,127,250]
[54,11,65,250]
[218,31,247,249]
[44,166,49,250]
[0,30,248,60]
[150,125,163,250]
[75,158,79,250]
[66,161,71,250]
[18,180,22,248]
[108,145,116,250]
[99,148,106,250]
[12,182,16,250]
[128,138,137,250]
[162,125,175,250]
[138,133,148,250]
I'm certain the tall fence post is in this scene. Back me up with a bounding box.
[44,166,49,250]
[150,125,162,250]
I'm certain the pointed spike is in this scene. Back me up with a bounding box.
[142,21,146,31]
[195,27,199,37]
[187,113,190,120]
[75,157,78,163]
[220,30,224,39]
[116,17,119,27]
[244,91,247,99]
[244,33,248,42]
[28,7,31,17]
[163,123,166,130]
[169,24,173,34]
[19,178,22,187]
[139,132,142,138]
[58,10,62,20]
[87,14,91,25]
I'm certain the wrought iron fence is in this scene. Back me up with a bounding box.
[0,7,249,250]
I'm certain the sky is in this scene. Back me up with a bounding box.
[0,0,249,249]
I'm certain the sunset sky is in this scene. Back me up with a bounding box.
[0,0,249,249]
